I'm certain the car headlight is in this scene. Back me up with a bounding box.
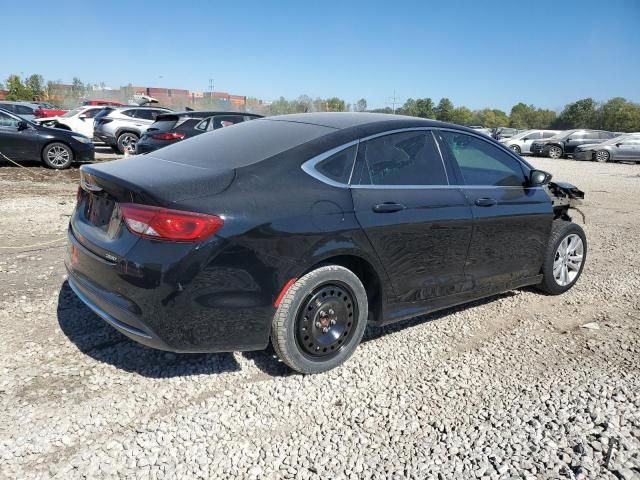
[71,135,91,144]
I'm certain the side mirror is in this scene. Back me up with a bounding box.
[616,143,622,147]
[523,137,529,141]
[529,169,552,186]
[17,120,29,131]
[78,114,87,120]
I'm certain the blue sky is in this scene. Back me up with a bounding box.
[2,0,639,111]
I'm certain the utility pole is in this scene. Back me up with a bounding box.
[388,90,400,114]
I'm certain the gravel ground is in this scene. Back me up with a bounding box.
[0,156,638,480]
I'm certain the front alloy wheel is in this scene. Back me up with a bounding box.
[510,145,521,154]
[537,221,587,295]
[548,146,563,159]
[271,265,368,374]
[595,150,610,163]
[552,234,584,286]
[42,142,73,169]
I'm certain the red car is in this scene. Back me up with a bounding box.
[34,103,68,118]
[82,100,126,107]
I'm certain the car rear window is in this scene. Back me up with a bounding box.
[150,119,334,170]
[149,119,179,132]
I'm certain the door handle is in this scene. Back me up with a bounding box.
[474,197,497,207]
[372,202,406,213]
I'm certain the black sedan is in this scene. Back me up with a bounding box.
[135,111,262,154]
[0,107,94,169]
[65,113,586,373]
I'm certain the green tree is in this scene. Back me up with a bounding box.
[473,108,509,128]
[356,98,367,112]
[5,74,32,100]
[450,106,474,125]
[71,77,85,98]
[509,103,534,129]
[435,97,454,122]
[25,74,45,100]
[553,98,599,129]
[326,97,346,112]
[597,97,640,132]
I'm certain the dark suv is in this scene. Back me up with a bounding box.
[135,111,262,154]
[530,129,616,159]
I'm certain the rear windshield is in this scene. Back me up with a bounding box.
[149,119,178,132]
[149,119,334,169]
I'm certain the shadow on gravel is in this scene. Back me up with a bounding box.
[362,291,518,343]
[57,282,242,378]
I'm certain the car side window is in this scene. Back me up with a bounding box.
[314,145,357,184]
[15,105,34,115]
[83,108,101,119]
[0,111,20,129]
[195,118,210,131]
[542,132,556,139]
[569,132,586,140]
[212,115,245,129]
[122,109,137,118]
[525,132,541,140]
[440,131,526,187]
[355,131,448,186]
[135,110,157,120]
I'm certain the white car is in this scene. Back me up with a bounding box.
[499,129,562,155]
[32,105,107,139]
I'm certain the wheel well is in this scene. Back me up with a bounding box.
[304,255,383,323]
[41,140,73,161]
[116,129,140,140]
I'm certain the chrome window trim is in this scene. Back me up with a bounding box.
[301,126,537,189]
[301,139,360,189]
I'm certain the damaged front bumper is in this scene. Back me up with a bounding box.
[544,181,585,222]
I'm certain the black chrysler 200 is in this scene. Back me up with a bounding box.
[65,113,586,373]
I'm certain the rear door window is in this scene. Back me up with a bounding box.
[0,111,20,129]
[121,109,137,118]
[195,118,210,131]
[135,110,159,120]
[355,131,448,186]
[15,105,35,115]
[439,131,525,187]
[212,115,245,129]
[524,132,541,140]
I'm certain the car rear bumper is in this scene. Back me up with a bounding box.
[64,225,274,353]
[135,139,166,154]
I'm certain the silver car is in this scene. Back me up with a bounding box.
[93,106,171,153]
[573,133,640,163]
[499,129,561,155]
[0,101,39,121]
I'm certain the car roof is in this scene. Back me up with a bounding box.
[265,112,450,130]
[157,110,262,119]
[0,100,39,106]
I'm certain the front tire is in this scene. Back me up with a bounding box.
[271,265,368,374]
[595,150,610,163]
[42,142,73,169]
[548,145,563,159]
[537,221,587,295]
[510,145,521,154]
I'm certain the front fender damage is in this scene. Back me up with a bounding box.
[544,181,585,222]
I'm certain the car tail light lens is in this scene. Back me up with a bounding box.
[151,132,186,141]
[119,203,223,242]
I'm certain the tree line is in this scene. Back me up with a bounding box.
[3,73,639,132]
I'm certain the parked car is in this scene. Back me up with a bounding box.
[34,103,68,118]
[0,107,94,169]
[65,113,587,374]
[492,127,518,141]
[32,105,108,139]
[469,125,492,136]
[93,106,172,153]
[136,111,262,154]
[500,129,562,155]
[530,129,616,159]
[0,101,40,121]
[83,100,126,107]
[573,133,640,163]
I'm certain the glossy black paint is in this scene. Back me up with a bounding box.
[65,113,559,353]
[0,107,94,163]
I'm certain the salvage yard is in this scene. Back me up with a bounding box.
[0,157,639,479]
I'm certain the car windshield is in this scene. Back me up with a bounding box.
[509,130,534,140]
[546,130,576,141]
[62,108,83,118]
[598,134,639,146]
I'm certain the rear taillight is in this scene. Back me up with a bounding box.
[119,203,223,242]
[151,132,185,141]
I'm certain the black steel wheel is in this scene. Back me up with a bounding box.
[295,282,358,360]
[271,265,368,374]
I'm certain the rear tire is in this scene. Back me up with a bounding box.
[42,142,73,169]
[271,265,368,374]
[117,132,139,154]
[510,145,521,154]
[537,221,587,295]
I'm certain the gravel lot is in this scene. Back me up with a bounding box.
[0,155,638,480]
